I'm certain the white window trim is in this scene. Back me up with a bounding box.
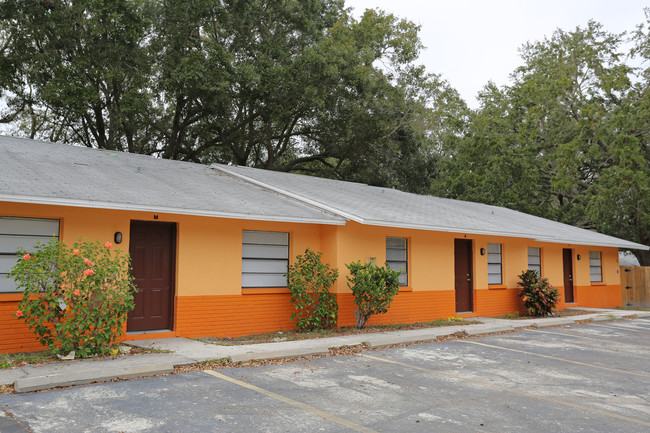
[589,251,603,283]
[0,217,60,293]
[386,237,408,287]
[487,243,502,285]
[241,230,289,288]
[528,247,542,275]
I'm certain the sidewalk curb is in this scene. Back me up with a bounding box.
[14,362,174,393]
[230,346,330,363]
[593,315,616,322]
[531,318,577,328]
[464,324,516,335]
[364,331,446,347]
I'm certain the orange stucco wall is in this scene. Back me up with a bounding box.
[1,201,623,353]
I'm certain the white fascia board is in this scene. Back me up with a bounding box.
[211,165,364,223]
[362,219,545,239]
[0,195,346,226]
[363,219,650,250]
[533,236,650,250]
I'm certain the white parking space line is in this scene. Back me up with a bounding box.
[591,323,650,334]
[204,370,379,433]
[460,340,650,378]
[359,353,650,429]
[529,328,621,343]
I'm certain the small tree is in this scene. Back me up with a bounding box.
[346,261,400,329]
[518,270,560,316]
[10,238,137,357]
[287,249,339,331]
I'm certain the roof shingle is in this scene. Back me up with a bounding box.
[0,136,345,225]
[213,163,649,250]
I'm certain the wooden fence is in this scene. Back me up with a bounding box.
[621,266,650,309]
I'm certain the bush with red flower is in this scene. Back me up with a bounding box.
[9,239,136,357]
[518,270,560,316]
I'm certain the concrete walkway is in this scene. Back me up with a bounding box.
[2,308,649,393]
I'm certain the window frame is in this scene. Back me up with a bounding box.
[0,217,60,293]
[241,230,290,288]
[589,251,603,283]
[386,236,408,287]
[487,243,503,285]
[527,247,542,276]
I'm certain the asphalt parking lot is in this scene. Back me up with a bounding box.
[1,318,649,433]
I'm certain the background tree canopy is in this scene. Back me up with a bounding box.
[1,2,648,263]
[0,0,463,193]
[432,15,650,265]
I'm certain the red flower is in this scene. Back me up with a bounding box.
[105,242,112,249]
[83,268,94,276]
[84,258,93,266]
[23,253,30,260]
[16,309,23,318]
[73,289,80,296]
[73,249,80,256]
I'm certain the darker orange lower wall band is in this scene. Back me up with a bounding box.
[0,284,624,353]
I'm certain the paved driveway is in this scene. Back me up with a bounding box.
[1,318,649,433]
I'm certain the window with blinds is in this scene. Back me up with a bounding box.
[386,237,408,286]
[0,217,60,292]
[241,230,289,288]
[528,247,542,275]
[589,251,602,282]
[487,243,502,285]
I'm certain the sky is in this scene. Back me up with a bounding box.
[346,0,649,108]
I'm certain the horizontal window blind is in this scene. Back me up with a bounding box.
[241,230,289,288]
[528,247,541,275]
[386,237,408,286]
[487,243,502,285]
[0,217,60,292]
[589,251,602,282]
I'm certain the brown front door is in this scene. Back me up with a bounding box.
[454,239,473,312]
[127,221,176,331]
[562,248,574,303]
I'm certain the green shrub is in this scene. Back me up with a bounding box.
[9,238,137,358]
[346,261,400,329]
[518,270,560,316]
[287,249,339,331]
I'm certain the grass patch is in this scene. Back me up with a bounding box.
[198,317,482,346]
[496,313,522,320]
[0,344,168,370]
[0,351,53,369]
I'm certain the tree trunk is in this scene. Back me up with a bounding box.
[354,310,369,329]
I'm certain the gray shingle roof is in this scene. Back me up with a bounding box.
[213,163,649,250]
[0,136,345,225]
[1,135,646,250]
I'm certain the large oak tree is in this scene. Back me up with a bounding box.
[0,0,463,193]
[433,18,650,264]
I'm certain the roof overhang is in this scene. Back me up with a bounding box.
[0,194,347,226]
[362,219,650,250]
